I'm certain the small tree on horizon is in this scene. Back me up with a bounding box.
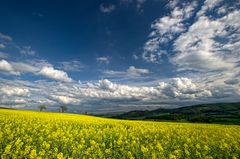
[59,106,67,113]
[38,105,47,112]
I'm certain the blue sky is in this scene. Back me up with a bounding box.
[0,0,240,113]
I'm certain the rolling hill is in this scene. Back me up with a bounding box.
[110,102,240,124]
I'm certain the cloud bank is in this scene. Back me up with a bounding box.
[0,59,72,82]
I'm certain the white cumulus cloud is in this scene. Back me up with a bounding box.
[103,66,150,79]
[143,1,197,63]
[38,66,72,82]
[51,95,80,105]
[127,66,149,76]
[0,59,20,75]
[173,10,240,72]
[0,86,30,97]
[0,59,73,82]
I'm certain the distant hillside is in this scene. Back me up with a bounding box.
[0,107,15,110]
[111,103,240,125]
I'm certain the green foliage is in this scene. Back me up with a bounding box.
[59,106,67,113]
[38,105,47,112]
[113,102,240,125]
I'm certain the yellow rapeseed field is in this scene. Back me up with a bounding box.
[0,109,239,159]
